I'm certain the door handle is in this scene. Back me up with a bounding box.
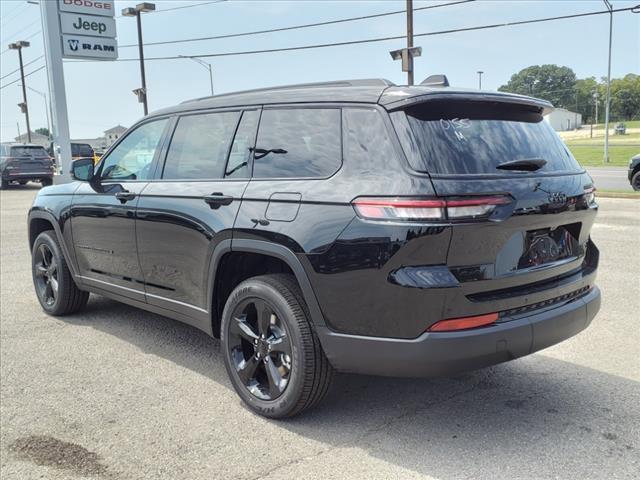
[204,192,233,209]
[115,191,136,203]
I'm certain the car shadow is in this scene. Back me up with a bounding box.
[62,295,639,479]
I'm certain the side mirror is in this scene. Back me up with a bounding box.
[71,158,95,182]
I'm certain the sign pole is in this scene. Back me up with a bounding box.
[41,0,72,179]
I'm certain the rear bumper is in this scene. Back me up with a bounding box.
[318,286,600,377]
[3,171,53,180]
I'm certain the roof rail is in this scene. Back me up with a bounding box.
[182,78,396,104]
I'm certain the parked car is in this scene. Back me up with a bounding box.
[1,143,54,189]
[48,142,96,165]
[28,78,601,418]
[628,154,640,191]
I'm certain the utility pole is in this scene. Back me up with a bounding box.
[477,71,484,90]
[603,0,613,163]
[389,0,421,85]
[406,0,414,85]
[9,41,31,142]
[575,90,579,130]
[122,3,156,115]
[594,90,599,125]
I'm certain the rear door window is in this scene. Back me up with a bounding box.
[163,111,240,180]
[225,110,259,179]
[253,108,341,179]
[392,101,581,175]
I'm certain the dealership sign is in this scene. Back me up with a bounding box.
[58,0,117,60]
[60,12,116,38]
[58,0,115,17]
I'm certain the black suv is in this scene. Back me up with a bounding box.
[1,143,54,189]
[28,79,600,418]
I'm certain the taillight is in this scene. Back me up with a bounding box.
[427,313,498,332]
[352,196,510,222]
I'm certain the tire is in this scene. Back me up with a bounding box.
[19,180,28,185]
[221,274,334,418]
[41,177,53,187]
[0,178,8,190]
[32,230,89,316]
[632,170,640,191]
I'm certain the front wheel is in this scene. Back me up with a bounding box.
[32,230,89,315]
[221,274,333,418]
[632,170,640,191]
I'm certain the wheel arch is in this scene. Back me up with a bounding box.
[208,239,327,337]
[28,210,79,277]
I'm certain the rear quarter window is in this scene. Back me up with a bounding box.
[253,108,341,179]
[392,100,581,175]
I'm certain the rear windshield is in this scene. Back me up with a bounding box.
[9,146,49,157]
[394,101,581,175]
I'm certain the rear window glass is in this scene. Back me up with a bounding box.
[253,108,341,179]
[9,146,49,157]
[71,144,94,157]
[394,101,581,175]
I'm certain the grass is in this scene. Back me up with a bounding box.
[568,145,638,167]
[590,120,640,130]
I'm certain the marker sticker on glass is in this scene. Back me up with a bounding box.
[440,118,470,141]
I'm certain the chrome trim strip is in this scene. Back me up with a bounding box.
[146,292,208,314]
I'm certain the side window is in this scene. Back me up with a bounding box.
[253,108,341,179]
[101,119,168,181]
[343,108,397,171]
[162,111,239,180]
[225,110,259,178]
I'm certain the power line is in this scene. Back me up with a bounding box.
[92,5,637,63]
[1,55,45,81]
[0,65,45,91]
[120,0,474,48]
[115,0,228,17]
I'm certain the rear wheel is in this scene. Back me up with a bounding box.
[632,170,640,191]
[18,180,28,185]
[41,178,53,187]
[0,178,8,189]
[221,274,333,418]
[32,230,89,315]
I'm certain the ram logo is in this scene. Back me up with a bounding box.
[67,39,79,51]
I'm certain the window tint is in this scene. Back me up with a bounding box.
[71,144,94,157]
[9,146,49,157]
[163,111,239,180]
[225,110,259,178]
[343,108,397,173]
[395,101,581,175]
[253,109,341,178]
[101,118,168,181]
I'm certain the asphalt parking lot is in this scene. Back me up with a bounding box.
[1,184,639,480]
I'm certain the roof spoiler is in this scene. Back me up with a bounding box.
[420,74,449,87]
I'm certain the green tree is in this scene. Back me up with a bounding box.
[609,74,640,121]
[574,77,598,124]
[498,65,577,108]
[35,127,51,138]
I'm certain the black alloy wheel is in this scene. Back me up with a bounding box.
[632,171,640,191]
[227,298,292,401]
[31,230,89,315]
[33,243,59,308]
[221,274,334,418]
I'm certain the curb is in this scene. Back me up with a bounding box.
[597,192,640,199]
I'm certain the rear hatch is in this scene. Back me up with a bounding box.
[6,145,53,173]
[390,98,598,325]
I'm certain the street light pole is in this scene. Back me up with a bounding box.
[9,41,31,142]
[22,85,52,140]
[477,71,484,90]
[603,0,613,163]
[179,55,214,95]
[122,3,156,115]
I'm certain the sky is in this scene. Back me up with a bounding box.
[1,0,639,142]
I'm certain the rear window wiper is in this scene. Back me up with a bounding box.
[496,158,547,172]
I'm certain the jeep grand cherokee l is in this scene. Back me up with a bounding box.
[1,143,54,189]
[28,78,600,418]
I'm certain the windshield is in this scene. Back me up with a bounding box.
[72,144,94,157]
[9,146,49,157]
[394,101,581,175]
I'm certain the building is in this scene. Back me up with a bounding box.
[104,125,127,147]
[13,131,50,147]
[544,108,582,131]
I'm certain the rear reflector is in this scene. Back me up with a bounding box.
[427,313,498,332]
[352,196,510,222]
